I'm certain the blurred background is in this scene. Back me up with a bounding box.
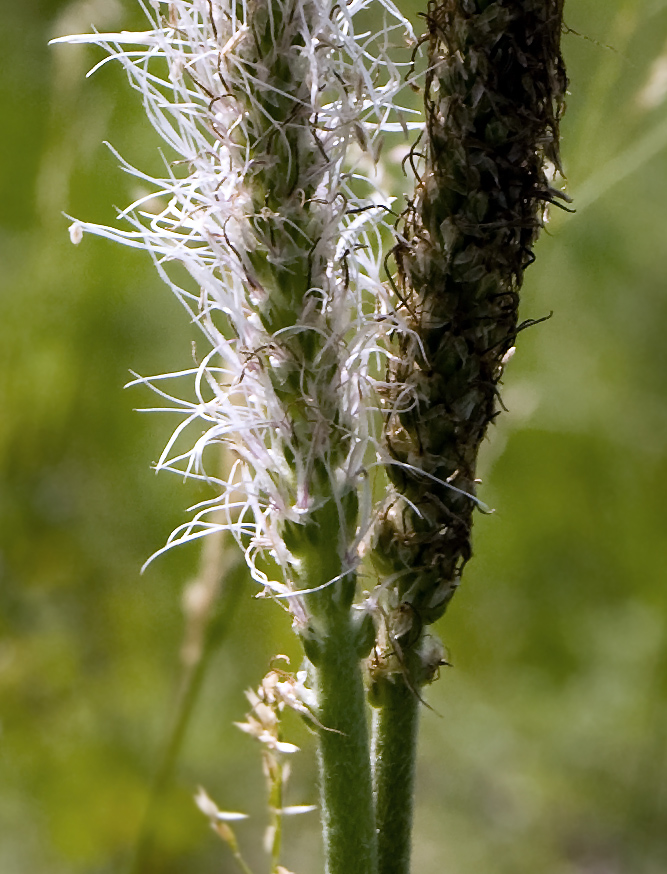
[2,0,667,872]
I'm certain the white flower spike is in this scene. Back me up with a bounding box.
[53,0,414,602]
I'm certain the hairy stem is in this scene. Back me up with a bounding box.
[293,517,377,874]
[372,678,420,874]
[313,610,378,874]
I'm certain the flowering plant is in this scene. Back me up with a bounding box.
[54,1,567,872]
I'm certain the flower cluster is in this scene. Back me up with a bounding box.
[235,661,319,752]
[56,0,415,601]
[371,0,568,689]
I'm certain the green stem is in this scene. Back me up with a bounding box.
[372,678,420,874]
[289,502,377,874]
[267,750,283,874]
[127,553,246,874]
[313,611,378,874]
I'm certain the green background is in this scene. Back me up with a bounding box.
[2,0,667,872]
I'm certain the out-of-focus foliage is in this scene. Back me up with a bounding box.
[2,1,667,872]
